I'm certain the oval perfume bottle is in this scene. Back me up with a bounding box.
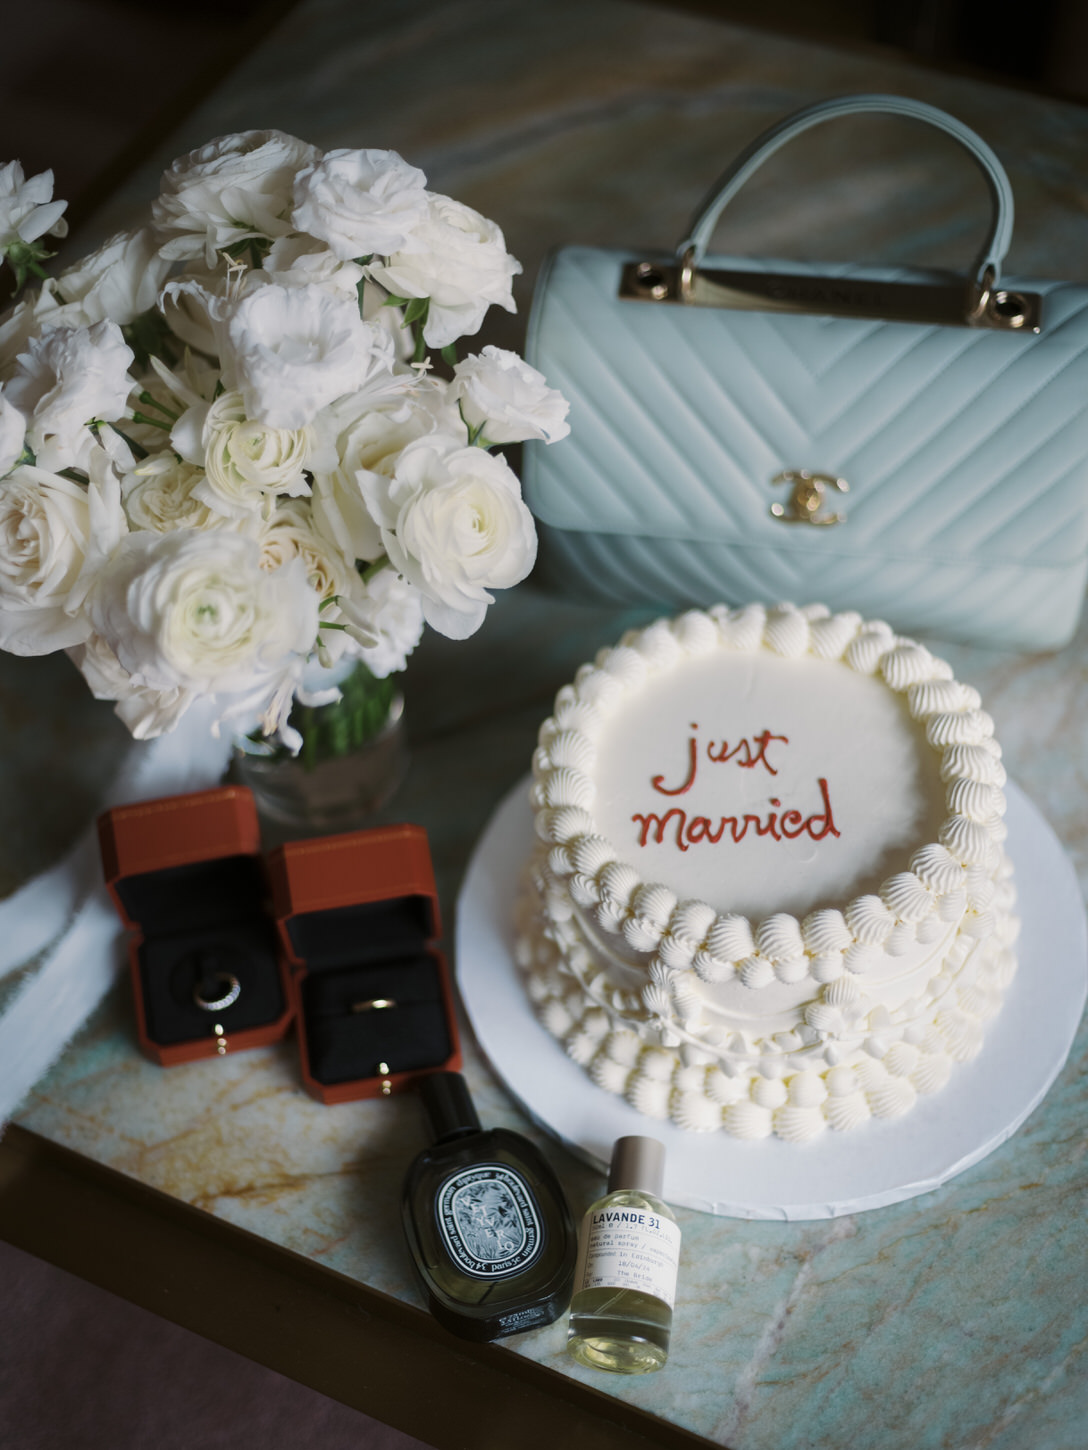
[402,1072,576,1341]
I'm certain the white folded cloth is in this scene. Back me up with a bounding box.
[0,704,234,1130]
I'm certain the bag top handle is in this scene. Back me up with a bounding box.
[676,94,1014,290]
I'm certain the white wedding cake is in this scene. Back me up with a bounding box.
[516,603,1018,1142]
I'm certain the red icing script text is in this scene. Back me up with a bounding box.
[633,724,839,852]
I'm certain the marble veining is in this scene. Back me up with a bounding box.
[6,0,1088,1444]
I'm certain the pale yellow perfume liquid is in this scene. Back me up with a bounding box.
[566,1284,671,1373]
[566,1187,679,1374]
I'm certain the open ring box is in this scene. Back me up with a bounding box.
[97,786,462,1099]
[265,821,461,1103]
[97,786,292,1066]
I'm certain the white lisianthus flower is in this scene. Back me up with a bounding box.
[359,435,537,639]
[151,130,320,266]
[122,454,220,533]
[191,390,312,519]
[0,162,67,250]
[337,564,425,677]
[55,229,172,327]
[366,193,520,349]
[291,148,429,260]
[223,283,396,429]
[0,388,27,475]
[0,457,126,654]
[5,321,135,471]
[88,528,318,700]
[261,235,365,296]
[452,346,570,444]
[68,632,197,739]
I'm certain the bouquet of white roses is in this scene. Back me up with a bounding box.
[0,133,568,754]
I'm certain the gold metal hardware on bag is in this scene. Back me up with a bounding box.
[769,470,849,526]
[621,258,1041,332]
[377,1061,393,1096]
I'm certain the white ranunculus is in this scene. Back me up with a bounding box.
[0,161,67,250]
[89,528,318,698]
[122,454,220,533]
[5,321,135,471]
[337,564,424,678]
[0,465,97,653]
[311,392,447,563]
[223,283,395,428]
[0,388,26,475]
[151,130,320,266]
[452,346,570,444]
[366,193,520,349]
[68,633,197,739]
[291,148,429,261]
[360,435,537,639]
[193,390,312,519]
[55,229,172,327]
[258,497,354,596]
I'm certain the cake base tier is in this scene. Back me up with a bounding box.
[456,776,1087,1221]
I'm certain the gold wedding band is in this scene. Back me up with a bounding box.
[351,997,397,1013]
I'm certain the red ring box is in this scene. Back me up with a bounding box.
[97,786,293,1066]
[266,823,461,1104]
[98,787,462,1098]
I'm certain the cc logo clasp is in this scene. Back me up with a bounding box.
[769,469,849,527]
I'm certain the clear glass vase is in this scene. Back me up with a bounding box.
[233,662,409,833]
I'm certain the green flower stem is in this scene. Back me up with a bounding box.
[256,661,399,770]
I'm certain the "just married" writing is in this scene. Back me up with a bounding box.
[631,723,838,852]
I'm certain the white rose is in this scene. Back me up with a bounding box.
[336,564,424,678]
[122,454,220,533]
[291,148,429,260]
[151,130,320,266]
[69,632,196,740]
[190,390,312,519]
[452,346,570,444]
[89,528,318,697]
[360,435,536,639]
[6,320,135,471]
[0,161,67,251]
[366,193,520,349]
[223,283,394,428]
[0,388,26,475]
[0,464,104,653]
[55,229,172,327]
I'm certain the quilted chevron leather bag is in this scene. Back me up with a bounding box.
[523,94,1088,651]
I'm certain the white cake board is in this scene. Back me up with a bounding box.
[455,778,1087,1220]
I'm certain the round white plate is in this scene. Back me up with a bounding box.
[455,778,1087,1220]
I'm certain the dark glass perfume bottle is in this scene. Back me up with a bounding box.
[402,1072,576,1341]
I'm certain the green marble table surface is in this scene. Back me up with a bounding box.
[6,2,1088,1447]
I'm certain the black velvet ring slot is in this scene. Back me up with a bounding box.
[140,921,284,1045]
[301,956,451,1085]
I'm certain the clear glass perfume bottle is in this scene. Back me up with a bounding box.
[402,1072,576,1341]
[567,1135,681,1374]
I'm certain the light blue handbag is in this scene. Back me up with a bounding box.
[523,94,1088,652]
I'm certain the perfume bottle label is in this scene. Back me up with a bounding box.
[437,1164,544,1279]
[577,1209,682,1308]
